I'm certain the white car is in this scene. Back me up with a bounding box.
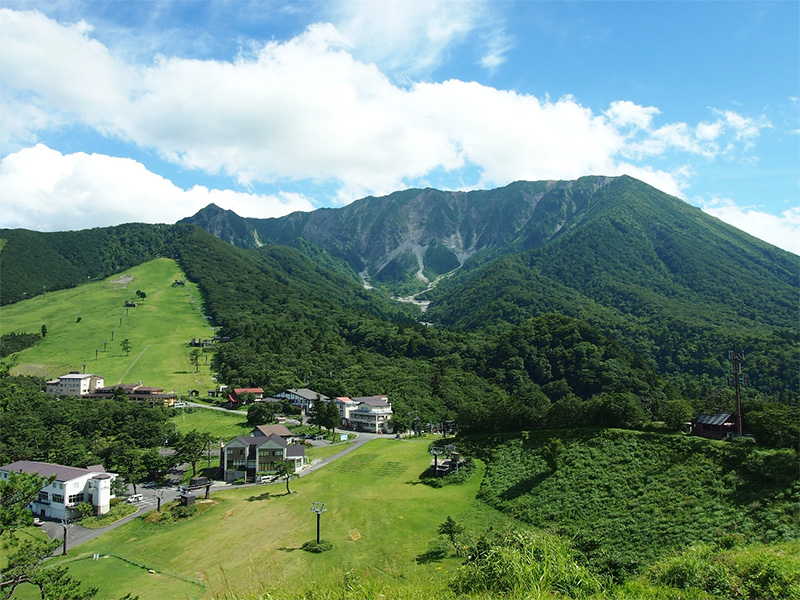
[127,494,143,503]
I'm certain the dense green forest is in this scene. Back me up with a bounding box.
[2,176,798,441]
[0,375,184,492]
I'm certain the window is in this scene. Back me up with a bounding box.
[37,491,49,502]
[53,494,64,504]
[68,493,84,504]
[273,450,282,456]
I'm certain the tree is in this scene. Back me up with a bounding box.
[175,430,210,477]
[247,402,276,427]
[40,324,47,338]
[135,290,146,300]
[189,349,201,373]
[438,515,465,555]
[120,339,131,356]
[0,472,98,600]
[275,460,299,495]
[661,398,695,432]
[321,400,341,434]
[106,440,147,495]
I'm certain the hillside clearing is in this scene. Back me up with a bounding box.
[0,259,218,394]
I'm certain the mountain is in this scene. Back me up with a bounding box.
[180,175,799,401]
[2,175,797,409]
[180,177,623,290]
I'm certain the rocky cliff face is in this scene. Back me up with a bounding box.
[180,176,618,288]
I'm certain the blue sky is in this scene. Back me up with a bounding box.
[1,1,798,253]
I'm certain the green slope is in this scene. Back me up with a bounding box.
[425,177,799,402]
[0,223,183,305]
[465,428,800,578]
[0,258,218,393]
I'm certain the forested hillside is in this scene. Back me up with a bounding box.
[0,223,179,305]
[2,176,798,438]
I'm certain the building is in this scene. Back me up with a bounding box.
[341,396,393,433]
[88,383,177,406]
[219,426,305,482]
[231,387,265,403]
[45,372,104,396]
[269,388,330,414]
[0,461,117,520]
[690,412,738,440]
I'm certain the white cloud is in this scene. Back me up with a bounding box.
[0,8,776,231]
[329,0,492,77]
[697,196,800,255]
[605,101,660,130]
[0,145,314,231]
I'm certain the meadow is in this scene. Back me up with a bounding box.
[45,437,499,599]
[0,259,218,394]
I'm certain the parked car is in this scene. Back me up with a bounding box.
[33,518,43,527]
[173,402,187,409]
[127,494,143,503]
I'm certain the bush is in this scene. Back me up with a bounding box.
[648,542,800,600]
[420,457,475,487]
[450,528,603,598]
[170,504,197,520]
[301,540,333,553]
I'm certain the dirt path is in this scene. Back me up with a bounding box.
[116,345,150,384]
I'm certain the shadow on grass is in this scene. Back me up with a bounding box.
[173,370,191,374]
[415,548,447,564]
[277,546,301,553]
[499,470,553,501]
[247,491,272,502]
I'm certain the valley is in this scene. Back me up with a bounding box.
[1,175,798,599]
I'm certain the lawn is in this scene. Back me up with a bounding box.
[1,259,218,394]
[48,438,499,599]
[171,406,250,442]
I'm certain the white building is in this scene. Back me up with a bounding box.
[341,396,393,433]
[0,461,117,520]
[45,372,104,397]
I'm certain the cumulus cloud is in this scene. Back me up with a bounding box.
[697,196,800,255]
[329,0,497,77]
[0,8,778,232]
[0,145,314,231]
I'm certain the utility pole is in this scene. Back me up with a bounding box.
[728,351,746,436]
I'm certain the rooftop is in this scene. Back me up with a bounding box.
[0,460,113,482]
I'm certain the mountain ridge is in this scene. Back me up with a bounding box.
[179,175,624,288]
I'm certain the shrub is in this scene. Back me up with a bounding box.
[420,457,475,487]
[450,528,603,598]
[301,540,333,553]
[170,504,198,520]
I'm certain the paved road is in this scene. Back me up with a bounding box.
[42,428,388,554]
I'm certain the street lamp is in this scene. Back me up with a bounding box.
[60,518,72,555]
[311,502,327,544]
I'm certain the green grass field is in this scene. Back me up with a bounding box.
[1,259,218,394]
[171,406,250,441]
[48,438,500,599]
